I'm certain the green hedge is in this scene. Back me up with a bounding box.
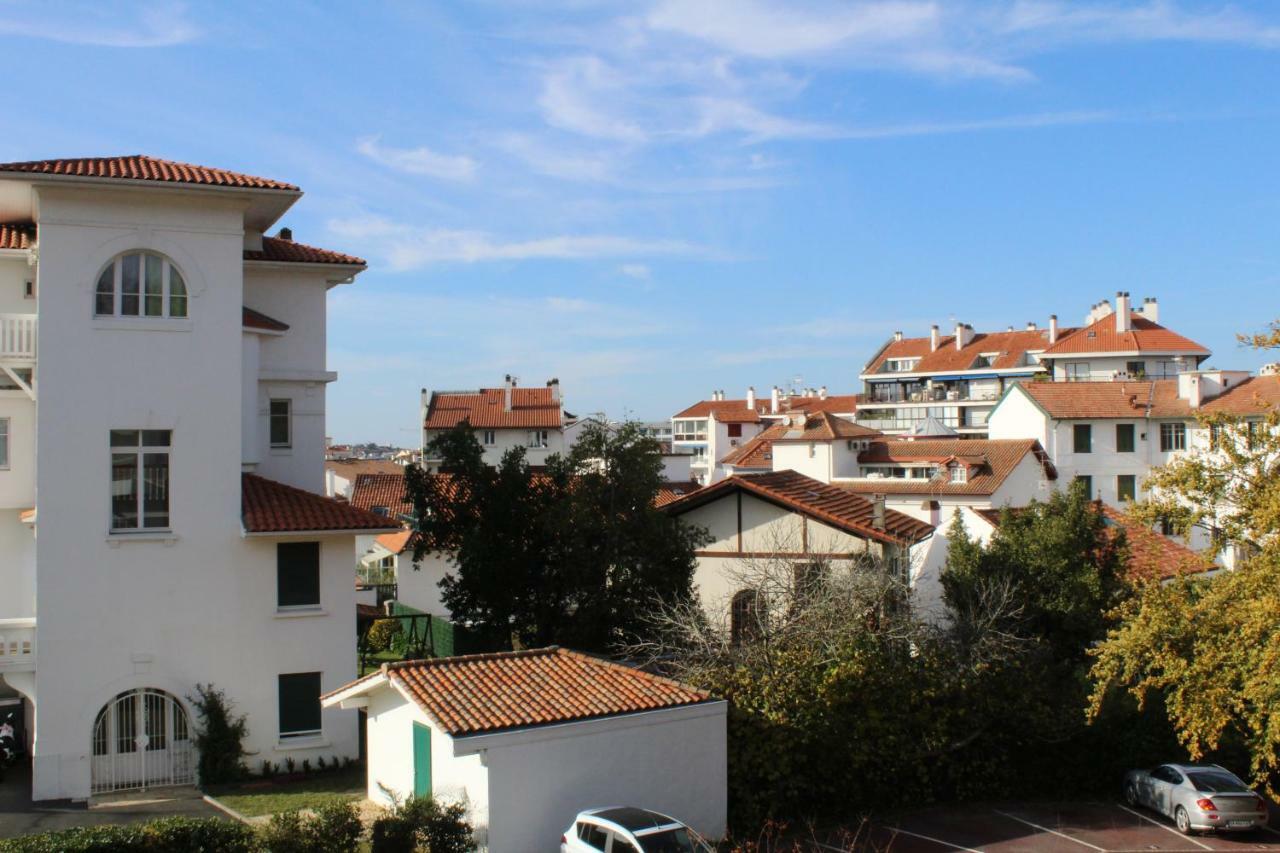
[0,817,257,853]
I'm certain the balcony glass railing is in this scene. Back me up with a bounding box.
[0,314,37,361]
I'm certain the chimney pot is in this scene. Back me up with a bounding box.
[893,330,903,342]
[277,227,293,242]
[770,386,780,414]
[930,324,940,352]
[746,386,757,409]
[1049,314,1059,345]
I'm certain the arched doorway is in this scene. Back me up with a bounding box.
[91,688,194,793]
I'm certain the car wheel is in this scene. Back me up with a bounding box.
[1175,806,1193,835]
[1125,784,1139,807]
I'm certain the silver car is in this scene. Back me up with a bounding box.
[1125,763,1269,834]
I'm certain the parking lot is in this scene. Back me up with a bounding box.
[821,801,1280,852]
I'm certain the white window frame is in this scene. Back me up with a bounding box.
[482,429,496,446]
[0,417,8,469]
[949,465,967,483]
[94,252,189,319]
[1064,362,1090,382]
[528,430,549,448]
[110,429,172,533]
[1160,421,1187,452]
[269,399,292,449]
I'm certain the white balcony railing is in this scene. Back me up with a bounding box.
[0,618,35,672]
[0,314,37,362]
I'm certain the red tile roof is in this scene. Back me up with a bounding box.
[673,393,859,421]
[425,387,563,430]
[845,438,1055,497]
[375,529,416,555]
[0,155,298,191]
[864,328,1066,375]
[1015,380,1194,419]
[975,503,1212,581]
[771,411,882,442]
[242,473,400,534]
[244,236,365,266]
[1042,314,1209,356]
[664,469,934,545]
[672,398,763,420]
[655,481,701,508]
[327,647,713,737]
[720,423,786,469]
[0,222,34,250]
[326,459,404,480]
[349,472,415,519]
[1200,375,1280,415]
[242,306,290,332]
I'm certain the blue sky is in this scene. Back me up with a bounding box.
[4,1,1280,443]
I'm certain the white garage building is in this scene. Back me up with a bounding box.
[323,647,727,852]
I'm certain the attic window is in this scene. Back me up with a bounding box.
[949,466,967,483]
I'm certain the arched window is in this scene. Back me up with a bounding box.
[730,589,764,646]
[95,252,188,318]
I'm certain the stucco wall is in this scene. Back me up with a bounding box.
[0,394,34,509]
[394,550,452,617]
[0,513,34,619]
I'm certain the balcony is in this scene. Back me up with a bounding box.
[0,618,35,673]
[0,314,36,363]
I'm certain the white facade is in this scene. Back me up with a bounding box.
[0,159,382,801]
[335,671,728,852]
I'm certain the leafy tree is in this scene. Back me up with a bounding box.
[405,419,706,652]
[189,684,248,785]
[1090,319,1280,791]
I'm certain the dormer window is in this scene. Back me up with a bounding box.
[95,252,188,318]
[949,466,967,483]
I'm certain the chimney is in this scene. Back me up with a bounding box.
[819,385,827,399]
[1093,298,1113,324]
[930,324,940,352]
[547,377,561,404]
[1049,314,1058,344]
[955,323,975,350]
[746,386,756,409]
[1139,297,1159,324]
[893,330,903,342]
[277,227,293,242]
[503,374,514,412]
[770,386,780,414]
[1025,321,1037,331]
[872,494,886,531]
[1115,291,1132,333]
[1007,325,1014,332]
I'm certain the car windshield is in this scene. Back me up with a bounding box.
[1187,771,1251,793]
[637,827,698,852]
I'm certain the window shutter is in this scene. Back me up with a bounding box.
[278,672,322,736]
[277,542,320,607]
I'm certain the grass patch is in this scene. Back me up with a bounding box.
[207,768,365,817]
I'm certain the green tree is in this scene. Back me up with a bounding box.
[1090,320,1280,790]
[405,419,706,652]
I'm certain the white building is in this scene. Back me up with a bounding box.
[671,386,858,485]
[0,154,397,801]
[421,376,567,470]
[323,648,727,852]
[856,293,1209,437]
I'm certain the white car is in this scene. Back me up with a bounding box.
[561,807,712,853]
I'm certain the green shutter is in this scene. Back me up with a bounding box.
[412,722,432,798]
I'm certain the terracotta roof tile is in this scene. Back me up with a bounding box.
[349,472,415,519]
[242,473,399,533]
[664,469,934,545]
[1042,314,1209,356]
[772,411,882,442]
[0,155,298,191]
[375,529,416,555]
[673,394,858,420]
[244,236,365,266]
[655,481,701,507]
[0,222,34,250]
[845,438,1056,497]
[331,647,712,737]
[864,329,1066,375]
[425,387,563,430]
[1200,375,1280,415]
[1016,380,1194,419]
[720,423,786,468]
[242,305,290,331]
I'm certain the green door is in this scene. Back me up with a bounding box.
[412,722,432,798]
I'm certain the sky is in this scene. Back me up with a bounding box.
[3,0,1280,444]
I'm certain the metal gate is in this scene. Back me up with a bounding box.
[91,688,195,793]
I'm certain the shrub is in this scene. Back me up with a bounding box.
[302,759,312,776]
[370,796,473,853]
[189,684,249,786]
[255,802,363,853]
[366,619,402,653]
[0,817,256,852]
[258,810,309,853]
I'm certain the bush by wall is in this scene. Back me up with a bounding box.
[0,817,257,853]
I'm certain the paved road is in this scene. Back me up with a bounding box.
[820,801,1280,853]
[0,763,225,839]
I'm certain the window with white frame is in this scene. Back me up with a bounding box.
[949,465,967,483]
[528,430,549,448]
[0,418,8,469]
[110,430,171,532]
[1160,421,1187,452]
[482,429,496,446]
[95,252,188,318]
[270,399,291,448]
[1064,362,1090,382]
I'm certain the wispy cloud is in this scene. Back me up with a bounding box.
[328,215,720,270]
[1001,1,1280,48]
[356,136,477,182]
[619,263,651,280]
[0,1,198,47]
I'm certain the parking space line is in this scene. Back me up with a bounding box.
[991,809,1106,851]
[883,826,985,852]
[1116,803,1214,850]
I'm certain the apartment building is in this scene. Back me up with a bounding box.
[856,293,1209,437]
[671,385,858,484]
[420,376,566,469]
[0,155,396,801]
